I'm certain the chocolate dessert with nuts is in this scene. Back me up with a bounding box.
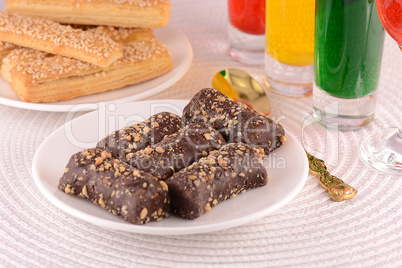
[58,148,170,225]
[127,122,226,180]
[183,88,286,155]
[166,143,268,220]
[96,112,182,161]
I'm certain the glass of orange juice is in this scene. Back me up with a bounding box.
[264,0,315,97]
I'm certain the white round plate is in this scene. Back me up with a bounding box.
[32,100,309,235]
[0,26,193,112]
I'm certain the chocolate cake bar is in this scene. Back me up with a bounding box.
[96,112,182,161]
[166,143,268,220]
[127,122,226,181]
[183,88,286,155]
[58,148,170,225]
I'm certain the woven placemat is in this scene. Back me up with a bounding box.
[0,1,401,267]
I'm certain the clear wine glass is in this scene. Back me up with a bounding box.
[360,0,402,175]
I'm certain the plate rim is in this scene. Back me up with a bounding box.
[0,25,193,112]
[32,100,309,235]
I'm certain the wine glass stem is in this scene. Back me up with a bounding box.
[360,127,402,175]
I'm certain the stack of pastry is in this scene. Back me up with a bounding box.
[0,0,172,103]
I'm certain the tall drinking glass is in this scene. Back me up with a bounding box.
[228,0,265,65]
[360,0,402,175]
[264,0,315,97]
[313,0,385,130]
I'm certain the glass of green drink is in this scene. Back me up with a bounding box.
[313,0,385,130]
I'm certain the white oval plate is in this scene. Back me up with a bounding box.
[32,100,309,235]
[0,26,193,112]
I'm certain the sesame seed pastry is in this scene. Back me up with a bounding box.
[166,143,268,220]
[8,38,172,103]
[183,88,286,156]
[96,112,183,160]
[0,12,124,67]
[1,48,51,82]
[0,25,153,81]
[127,122,226,181]
[58,148,170,225]
[0,41,19,64]
[6,0,171,28]
[74,25,155,43]
[0,25,153,82]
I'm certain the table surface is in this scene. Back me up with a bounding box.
[0,1,401,267]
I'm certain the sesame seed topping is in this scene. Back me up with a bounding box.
[0,12,123,67]
[10,38,169,84]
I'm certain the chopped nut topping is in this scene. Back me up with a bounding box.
[99,196,106,208]
[155,147,165,153]
[64,186,72,194]
[203,133,213,140]
[143,126,151,134]
[218,158,227,167]
[134,134,141,142]
[144,147,154,154]
[159,180,168,191]
[121,205,128,215]
[101,150,108,159]
[205,158,216,165]
[205,203,212,212]
[82,185,88,197]
[140,208,148,219]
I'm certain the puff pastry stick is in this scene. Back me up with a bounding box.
[75,25,154,44]
[9,39,172,103]
[0,41,19,64]
[59,148,170,225]
[1,26,153,82]
[1,48,51,82]
[6,0,171,28]
[0,12,123,67]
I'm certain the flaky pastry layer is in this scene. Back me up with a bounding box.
[1,25,154,82]
[6,0,171,28]
[9,39,172,103]
[1,48,51,82]
[0,12,123,67]
[0,41,19,64]
[76,25,154,43]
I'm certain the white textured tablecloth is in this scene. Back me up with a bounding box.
[0,1,401,267]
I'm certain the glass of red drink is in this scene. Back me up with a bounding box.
[227,0,265,65]
[360,0,402,175]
